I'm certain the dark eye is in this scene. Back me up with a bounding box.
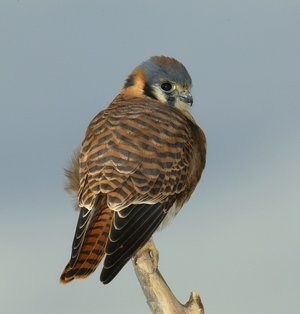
[161,82,173,92]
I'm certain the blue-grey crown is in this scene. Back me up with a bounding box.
[141,56,192,87]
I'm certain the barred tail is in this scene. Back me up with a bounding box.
[60,206,113,283]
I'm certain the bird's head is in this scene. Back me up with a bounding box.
[123,56,193,112]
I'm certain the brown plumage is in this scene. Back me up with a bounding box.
[60,56,206,284]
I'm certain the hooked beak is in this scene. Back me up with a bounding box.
[179,92,193,106]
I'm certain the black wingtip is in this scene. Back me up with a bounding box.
[100,264,126,284]
[99,203,169,284]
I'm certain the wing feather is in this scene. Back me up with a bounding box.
[100,202,168,284]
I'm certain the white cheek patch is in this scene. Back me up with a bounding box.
[152,86,168,103]
[174,99,191,111]
[174,98,195,122]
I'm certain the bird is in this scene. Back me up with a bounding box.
[60,56,206,285]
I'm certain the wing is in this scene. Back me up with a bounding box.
[101,202,169,283]
[79,98,206,283]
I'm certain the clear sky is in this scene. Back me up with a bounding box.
[1,1,299,313]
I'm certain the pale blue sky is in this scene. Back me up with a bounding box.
[1,1,299,313]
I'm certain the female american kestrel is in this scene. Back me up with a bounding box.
[60,56,206,284]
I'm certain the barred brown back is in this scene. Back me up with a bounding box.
[78,96,205,212]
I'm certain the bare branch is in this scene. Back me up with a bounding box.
[133,239,204,314]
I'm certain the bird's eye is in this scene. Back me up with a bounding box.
[161,82,173,92]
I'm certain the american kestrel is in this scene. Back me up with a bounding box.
[60,56,206,284]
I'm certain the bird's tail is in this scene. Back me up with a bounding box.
[60,205,113,284]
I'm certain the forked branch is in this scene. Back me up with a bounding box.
[132,239,204,314]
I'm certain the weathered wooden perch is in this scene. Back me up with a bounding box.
[133,239,205,314]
